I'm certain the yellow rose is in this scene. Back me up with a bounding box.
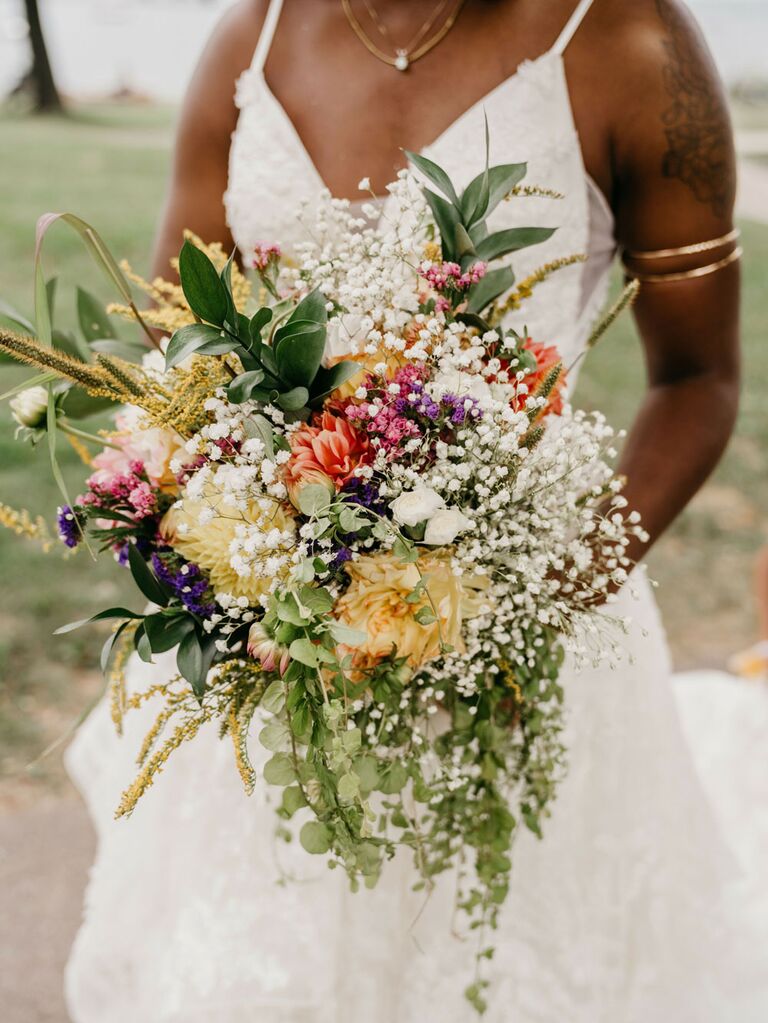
[334,550,489,673]
[160,486,296,604]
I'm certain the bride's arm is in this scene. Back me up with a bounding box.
[608,0,739,564]
[150,1,267,279]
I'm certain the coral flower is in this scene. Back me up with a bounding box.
[511,338,567,417]
[285,412,370,498]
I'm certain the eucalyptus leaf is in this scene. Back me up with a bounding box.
[297,483,331,517]
[299,820,332,855]
[289,637,320,668]
[263,752,296,786]
[259,720,291,753]
[261,679,286,714]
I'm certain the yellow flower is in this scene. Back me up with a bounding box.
[334,550,489,673]
[160,486,296,604]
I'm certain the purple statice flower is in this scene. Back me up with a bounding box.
[329,546,353,570]
[440,393,483,426]
[152,550,217,618]
[341,477,388,516]
[57,505,81,549]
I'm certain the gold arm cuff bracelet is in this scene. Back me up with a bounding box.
[624,228,740,261]
[625,245,743,284]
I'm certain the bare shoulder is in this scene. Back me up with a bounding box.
[180,0,268,136]
[592,0,736,233]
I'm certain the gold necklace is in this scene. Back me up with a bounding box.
[341,0,466,72]
[362,0,453,57]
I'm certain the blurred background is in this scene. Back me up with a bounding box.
[0,1,766,1018]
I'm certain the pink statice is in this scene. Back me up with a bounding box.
[249,242,281,272]
[419,260,487,293]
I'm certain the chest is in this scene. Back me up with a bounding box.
[261,0,611,202]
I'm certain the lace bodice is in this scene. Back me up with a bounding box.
[224,0,615,384]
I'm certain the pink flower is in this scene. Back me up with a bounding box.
[247,622,290,675]
[249,242,281,272]
[285,412,370,496]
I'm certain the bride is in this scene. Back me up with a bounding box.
[65,1,767,1020]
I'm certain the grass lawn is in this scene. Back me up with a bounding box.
[0,102,766,797]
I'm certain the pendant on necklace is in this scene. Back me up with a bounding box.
[394,49,410,72]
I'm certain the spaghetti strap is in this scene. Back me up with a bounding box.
[250,0,285,73]
[552,0,596,55]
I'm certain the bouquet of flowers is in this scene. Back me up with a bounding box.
[0,141,641,1011]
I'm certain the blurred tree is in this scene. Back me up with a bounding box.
[20,0,63,112]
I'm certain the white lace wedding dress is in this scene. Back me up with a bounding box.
[64,1,768,1020]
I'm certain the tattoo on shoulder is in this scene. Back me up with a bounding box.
[655,0,734,217]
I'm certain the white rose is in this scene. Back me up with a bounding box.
[423,508,475,546]
[10,385,49,428]
[323,314,361,363]
[390,486,445,528]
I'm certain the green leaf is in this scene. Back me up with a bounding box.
[259,720,291,752]
[143,612,195,653]
[165,323,234,370]
[299,820,332,855]
[338,772,360,801]
[58,387,117,420]
[352,755,380,791]
[460,115,491,225]
[378,762,408,795]
[77,287,117,342]
[100,620,131,673]
[414,606,437,626]
[89,337,148,363]
[0,297,35,335]
[287,288,328,330]
[328,621,367,647]
[261,679,286,714]
[404,150,459,204]
[249,307,273,344]
[461,162,527,225]
[134,622,154,663]
[309,360,360,403]
[242,413,275,457]
[263,752,296,786]
[299,585,334,615]
[282,785,307,816]
[218,250,239,330]
[54,607,144,635]
[178,239,229,325]
[474,226,555,263]
[274,320,327,387]
[392,535,419,564]
[466,266,516,314]
[128,544,170,607]
[297,484,332,517]
[276,386,309,411]
[289,637,320,668]
[227,370,267,404]
[176,629,204,692]
[424,188,462,262]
